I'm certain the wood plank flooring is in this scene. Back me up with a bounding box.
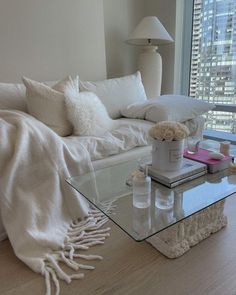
[0,195,236,295]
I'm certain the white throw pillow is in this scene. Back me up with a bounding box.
[121,95,215,123]
[64,85,114,136]
[22,76,79,136]
[80,71,147,119]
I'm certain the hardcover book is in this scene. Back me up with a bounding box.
[145,158,207,188]
[183,148,234,173]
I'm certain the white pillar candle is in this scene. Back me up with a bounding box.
[220,141,230,156]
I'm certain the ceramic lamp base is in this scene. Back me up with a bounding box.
[138,46,162,98]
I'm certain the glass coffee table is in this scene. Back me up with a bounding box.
[66,157,236,258]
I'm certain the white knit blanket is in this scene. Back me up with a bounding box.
[0,110,110,295]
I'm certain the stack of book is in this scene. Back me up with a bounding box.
[183,148,234,173]
[146,158,207,188]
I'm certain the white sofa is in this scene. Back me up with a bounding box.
[0,73,213,241]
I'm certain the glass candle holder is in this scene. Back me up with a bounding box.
[220,141,230,156]
[187,136,200,154]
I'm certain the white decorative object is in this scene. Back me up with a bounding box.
[147,200,227,258]
[65,85,114,136]
[121,95,215,123]
[152,139,184,171]
[138,46,162,98]
[80,72,147,119]
[220,141,231,156]
[209,151,225,160]
[126,16,174,98]
[149,121,189,171]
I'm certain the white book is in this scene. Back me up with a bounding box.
[145,159,207,188]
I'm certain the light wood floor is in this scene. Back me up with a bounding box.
[1,195,236,295]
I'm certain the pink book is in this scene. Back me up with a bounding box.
[183,148,233,173]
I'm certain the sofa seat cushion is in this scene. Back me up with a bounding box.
[62,118,154,161]
[62,116,204,163]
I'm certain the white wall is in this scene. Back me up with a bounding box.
[103,0,145,78]
[0,0,106,82]
[0,0,176,92]
[103,0,176,93]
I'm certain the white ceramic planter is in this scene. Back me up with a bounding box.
[152,139,184,171]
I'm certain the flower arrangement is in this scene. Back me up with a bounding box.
[149,121,190,141]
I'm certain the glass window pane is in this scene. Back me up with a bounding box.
[189,0,236,134]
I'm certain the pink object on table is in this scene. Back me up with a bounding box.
[183,148,233,173]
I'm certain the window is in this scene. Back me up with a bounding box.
[177,0,236,137]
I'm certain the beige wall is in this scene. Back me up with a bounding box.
[103,0,145,78]
[0,0,107,83]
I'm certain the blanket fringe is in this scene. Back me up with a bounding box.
[43,208,110,295]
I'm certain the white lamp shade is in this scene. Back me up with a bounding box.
[126,16,174,46]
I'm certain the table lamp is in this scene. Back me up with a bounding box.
[126,16,174,98]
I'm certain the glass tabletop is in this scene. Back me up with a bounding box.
[66,159,236,242]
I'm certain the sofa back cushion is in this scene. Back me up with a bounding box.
[0,82,27,112]
[80,71,147,119]
[0,80,60,112]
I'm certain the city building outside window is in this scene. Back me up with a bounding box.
[189,0,236,135]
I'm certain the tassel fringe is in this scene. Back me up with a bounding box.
[43,208,110,295]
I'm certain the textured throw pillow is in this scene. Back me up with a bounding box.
[121,95,215,123]
[80,71,147,119]
[22,76,79,136]
[64,84,114,136]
